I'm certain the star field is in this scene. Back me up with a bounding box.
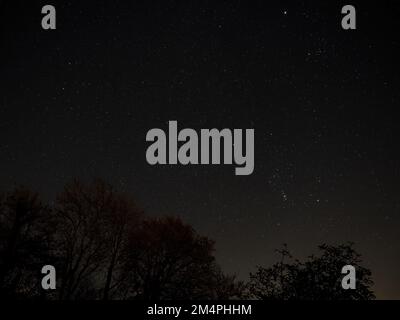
[1,0,400,299]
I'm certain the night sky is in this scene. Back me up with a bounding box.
[1,1,400,299]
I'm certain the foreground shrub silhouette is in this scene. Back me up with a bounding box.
[248,243,375,300]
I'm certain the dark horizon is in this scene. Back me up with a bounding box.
[1,0,400,299]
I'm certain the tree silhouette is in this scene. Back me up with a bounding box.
[0,182,376,300]
[55,179,141,300]
[0,181,244,300]
[248,243,375,300]
[101,189,142,300]
[121,216,243,300]
[0,188,54,299]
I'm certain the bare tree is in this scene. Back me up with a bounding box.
[0,187,53,299]
[55,179,141,300]
[101,191,142,300]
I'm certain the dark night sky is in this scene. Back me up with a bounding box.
[1,1,400,299]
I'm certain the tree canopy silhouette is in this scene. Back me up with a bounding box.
[248,243,375,300]
[122,216,244,300]
[54,179,142,300]
[0,181,375,300]
[0,188,53,299]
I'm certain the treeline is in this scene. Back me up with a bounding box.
[0,180,375,300]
